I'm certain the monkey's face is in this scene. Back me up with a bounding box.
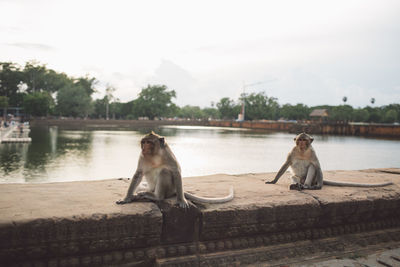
[297,138,309,150]
[294,133,313,150]
[141,138,159,156]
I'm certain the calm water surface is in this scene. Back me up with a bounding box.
[0,125,399,183]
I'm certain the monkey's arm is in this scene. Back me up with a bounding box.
[116,169,143,204]
[172,170,189,208]
[266,158,291,184]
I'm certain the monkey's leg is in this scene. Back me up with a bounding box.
[289,175,303,190]
[136,169,175,201]
[289,183,303,190]
[154,169,175,199]
[302,165,316,189]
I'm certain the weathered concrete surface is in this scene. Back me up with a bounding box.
[0,168,400,266]
[0,179,162,266]
[290,247,400,267]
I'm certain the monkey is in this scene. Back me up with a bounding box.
[116,131,234,208]
[265,132,393,190]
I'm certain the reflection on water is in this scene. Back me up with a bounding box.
[1,125,399,183]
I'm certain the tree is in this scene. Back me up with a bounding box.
[353,108,370,122]
[22,61,48,93]
[56,84,93,117]
[93,97,107,118]
[202,107,220,120]
[0,62,24,107]
[23,92,54,116]
[178,105,204,119]
[240,92,279,120]
[370,98,375,105]
[280,104,310,120]
[121,100,135,119]
[109,102,124,119]
[342,96,347,104]
[364,107,383,123]
[105,85,116,120]
[330,105,353,122]
[0,96,8,108]
[131,84,177,120]
[45,69,71,92]
[383,109,398,123]
[0,96,9,120]
[74,76,97,95]
[216,97,240,120]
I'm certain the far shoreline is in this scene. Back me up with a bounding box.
[29,118,400,138]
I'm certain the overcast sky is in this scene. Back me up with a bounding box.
[1,0,399,108]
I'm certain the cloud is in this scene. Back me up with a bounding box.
[146,60,198,106]
[6,42,54,51]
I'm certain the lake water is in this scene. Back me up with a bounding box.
[0,125,399,183]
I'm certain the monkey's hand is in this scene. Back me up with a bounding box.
[177,199,189,209]
[265,180,277,184]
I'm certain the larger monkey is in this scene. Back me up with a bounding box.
[117,132,234,208]
[266,133,393,190]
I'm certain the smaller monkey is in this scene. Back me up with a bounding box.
[266,133,393,190]
[117,132,234,208]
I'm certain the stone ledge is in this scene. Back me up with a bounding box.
[0,168,399,266]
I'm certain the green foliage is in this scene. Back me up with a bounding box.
[202,107,220,120]
[93,97,107,118]
[383,109,398,123]
[56,85,93,117]
[109,102,124,119]
[23,61,49,93]
[1,61,400,124]
[280,103,310,120]
[22,61,72,94]
[178,105,204,119]
[241,92,279,120]
[45,70,71,92]
[23,92,54,116]
[216,97,240,120]
[74,76,97,95]
[366,108,383,123]
[121,101,135,119]
[0,96,8,108]
[352,108,370,122]
[383,104,400,123]
[0,62,24,107]
[329,105,354,122]
[131,85,177,120]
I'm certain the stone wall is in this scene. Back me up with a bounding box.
[1,169,400,266]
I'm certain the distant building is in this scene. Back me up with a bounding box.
[310,109,329,122]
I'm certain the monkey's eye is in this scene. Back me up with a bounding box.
[141,140,153,145]
[298,138,307,141]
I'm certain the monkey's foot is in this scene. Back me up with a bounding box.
[116,195,143,205]
[289,183,303,191]
[116,199,131,205]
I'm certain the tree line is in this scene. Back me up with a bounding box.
[1,61,399,123]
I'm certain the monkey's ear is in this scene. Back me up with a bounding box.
[159,137,165,147]
[309,138,314,144]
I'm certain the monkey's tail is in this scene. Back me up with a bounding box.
[323,179,393,187]
[184,186,234,204]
